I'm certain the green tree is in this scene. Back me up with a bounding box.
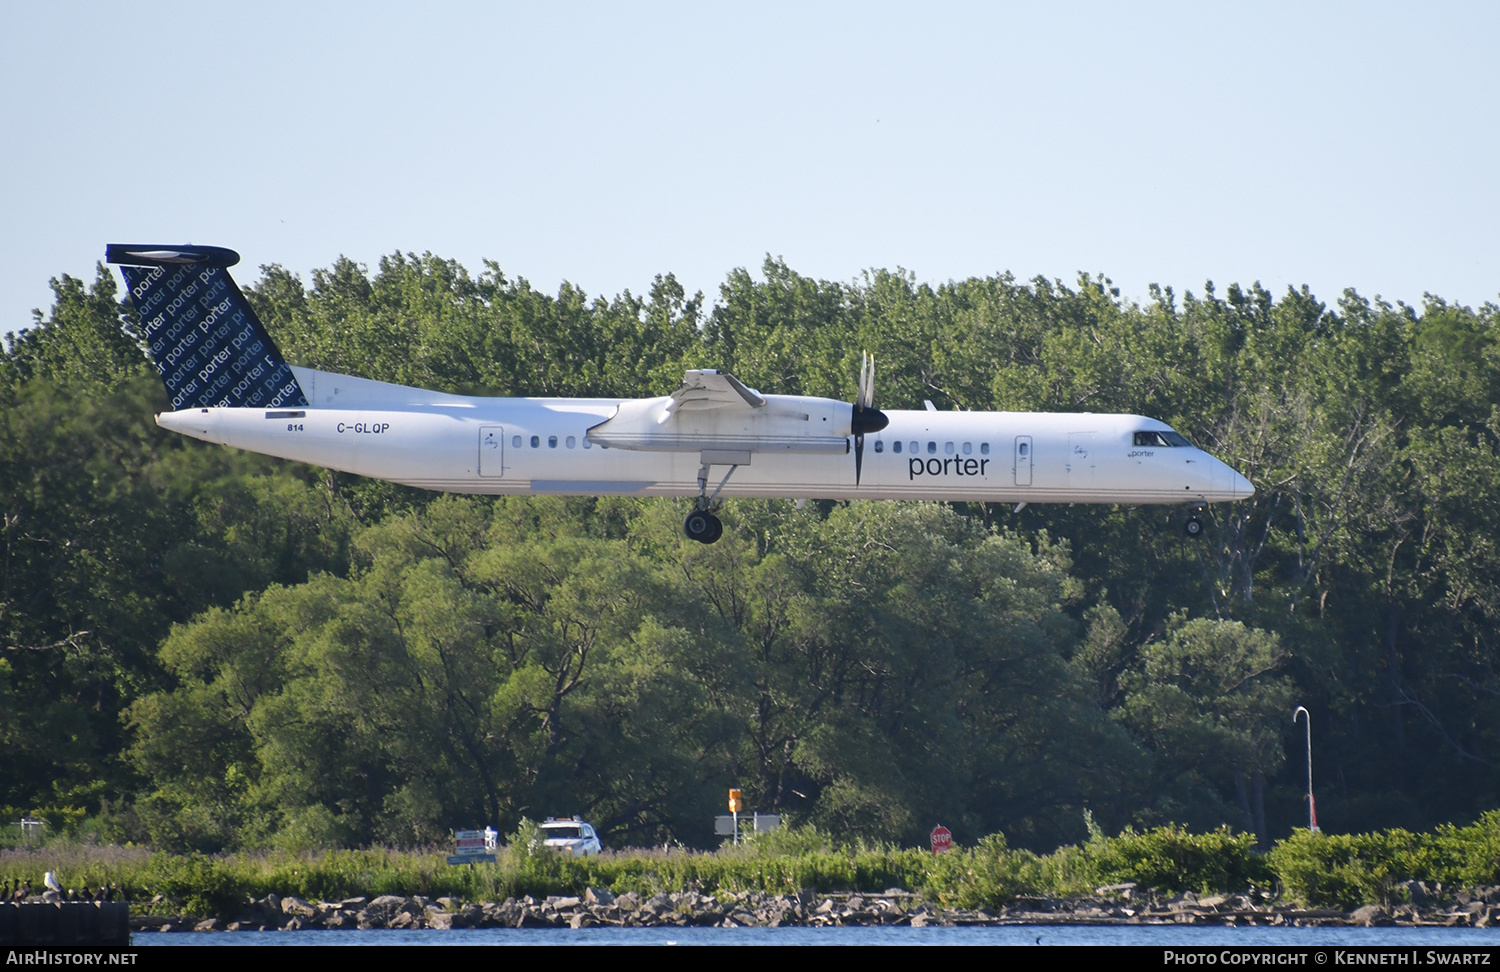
[1118,617,1292,839]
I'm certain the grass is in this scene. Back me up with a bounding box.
[4,813,1496,916]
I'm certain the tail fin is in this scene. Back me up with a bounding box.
[106,244,308,410]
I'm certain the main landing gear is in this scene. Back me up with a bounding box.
[683,509,723,544]
[683,459,740,544]
[1184,506,1205,538]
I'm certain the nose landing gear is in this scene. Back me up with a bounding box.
[1183,505,1206,538]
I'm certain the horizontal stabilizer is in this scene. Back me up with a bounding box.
[107,244,307,410]
[105,244,241,268]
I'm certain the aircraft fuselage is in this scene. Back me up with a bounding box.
[157,366,1252,506]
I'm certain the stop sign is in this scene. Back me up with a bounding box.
[930,825,953,854]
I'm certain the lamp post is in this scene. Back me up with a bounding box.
[1293,706,1319,832]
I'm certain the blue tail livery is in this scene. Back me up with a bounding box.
[106,244,307,410]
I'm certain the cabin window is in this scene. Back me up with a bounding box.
[944,442,955,455]
[874,440,884,453]
[512,435,522,448]
[981,442,990,455]
[963,442,972,455]
[893,441,902,453]
[927,441,937,455]
[566,436,576,448]
[548,435,558,448]
[583,438,592,449]
[909,441,919,454]
[530,435,540,448]
[1019,442,1029,456]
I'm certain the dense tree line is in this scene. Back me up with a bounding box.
[2,254,1497,851]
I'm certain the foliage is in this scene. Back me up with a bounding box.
[5,813,1499,915]
[1268,810,1500,908]
[1073,824,1270,896]
[4,252,1500,849]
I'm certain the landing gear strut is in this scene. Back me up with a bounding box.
[684,460,739,544]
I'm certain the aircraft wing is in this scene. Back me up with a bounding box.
[667,370,766,414]
[587,370,851,455]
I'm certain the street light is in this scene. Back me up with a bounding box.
[1293,706,1319,833]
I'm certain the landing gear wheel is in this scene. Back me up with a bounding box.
[1184,515,1204,538]
[684,510,723,544]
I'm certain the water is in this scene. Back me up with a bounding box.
[133,925,1500,946]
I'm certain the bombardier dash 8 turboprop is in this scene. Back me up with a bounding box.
[107,244,1253,543]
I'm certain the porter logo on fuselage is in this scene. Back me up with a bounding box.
[909,457,989,480]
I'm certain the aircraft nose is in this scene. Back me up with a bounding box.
[1234,469,1255,499]
[1207,455,1254,501]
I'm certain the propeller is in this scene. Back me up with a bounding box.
[851,352,889,485]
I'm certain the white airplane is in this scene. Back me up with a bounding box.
[107,244,1253,543]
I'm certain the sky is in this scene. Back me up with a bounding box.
[4,2,1498,338]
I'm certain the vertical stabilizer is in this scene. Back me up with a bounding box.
[106,244,307,410]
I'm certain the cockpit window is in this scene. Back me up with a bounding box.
[1134,429,1195,448]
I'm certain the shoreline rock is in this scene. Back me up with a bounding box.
[127,885,1500,933]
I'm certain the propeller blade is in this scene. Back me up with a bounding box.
[858,352,875,410]
[850,352,886,486]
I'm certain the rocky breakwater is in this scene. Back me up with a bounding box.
[128,883,1500,933]
[133,889,951,932]
[996,884,1500,929]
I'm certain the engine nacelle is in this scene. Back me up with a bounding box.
[587,394,853,455]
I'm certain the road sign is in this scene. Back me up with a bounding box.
[930,825,953,854]
[715,813,781,836]
[450,827,498,865]
[728,789,742,813]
